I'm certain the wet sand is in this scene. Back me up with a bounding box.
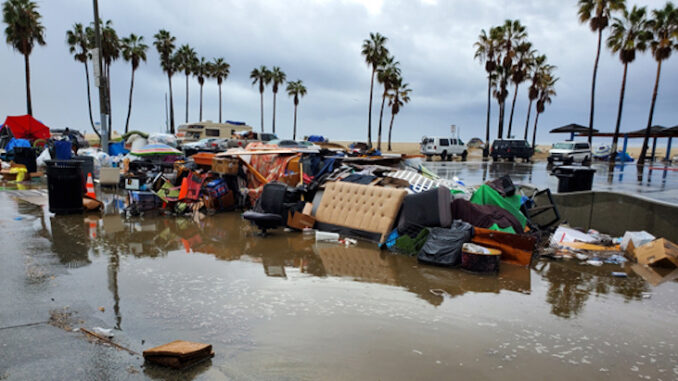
[1,190,677,380]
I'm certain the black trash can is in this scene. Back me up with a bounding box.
[72,155,94,179]
[46,160,84,215]
[552,165,596,193]
[13,147,37,173]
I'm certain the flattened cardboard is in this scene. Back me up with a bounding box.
[630,263,678,286]
[287,210,316,230]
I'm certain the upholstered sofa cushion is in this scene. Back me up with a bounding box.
[314,181,407,243]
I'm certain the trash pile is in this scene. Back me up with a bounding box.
[540,226,678,286]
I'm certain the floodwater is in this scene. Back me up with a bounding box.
[1,189,677,380]
[425,160,678,204]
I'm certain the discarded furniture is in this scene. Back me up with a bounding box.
[243,182,290,234]
[143,340,214,370]
[397,186,452,232]
[551,165,596,193]
[314,181,407,243]
[471,227,536,266]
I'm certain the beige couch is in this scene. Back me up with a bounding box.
[314,181,407,243]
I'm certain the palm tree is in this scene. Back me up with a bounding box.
[524,55,552,140]
[286,80,307,140]
[607,5,650,162]
[153,30,177,133]
[175,44,197,123]
[361,32,389,147]
[88,20,120,136]
[210,58,230,124]
[531,71,558,149]
[120,33,148,134]
[578,0,626,145]
[270,66,286,134]
[495,20,527,138]
[66,23,97,136]
[376,55,400,151]
[638,2,677,168]
[250,65,271,132]
[2,0,45,116]
[474,26,502,157]
[386,78,412,152]
[507,41,534,138]
[194,57,209,121]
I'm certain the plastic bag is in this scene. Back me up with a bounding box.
[36,148,51,168]
[621,231,655,251]
[417,220,474,267]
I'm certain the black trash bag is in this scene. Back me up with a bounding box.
[417,220,474,267]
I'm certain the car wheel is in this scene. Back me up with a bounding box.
[583,156,591,166]
[441,151,447,161]
[492,155,498,162]
[508,156,515,162]
[565,157,574,165]
[461,150,468,162]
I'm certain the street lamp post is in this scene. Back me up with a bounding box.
[92,0,109,154]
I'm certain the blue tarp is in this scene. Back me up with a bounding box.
[5,138,31,152]
[307,135,326,142]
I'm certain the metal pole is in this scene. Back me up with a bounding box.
[165,93,169,133]
[92,0,109,154]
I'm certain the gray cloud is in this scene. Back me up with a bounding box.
[0,0,675,146]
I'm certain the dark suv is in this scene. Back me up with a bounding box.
[491,139,533,162]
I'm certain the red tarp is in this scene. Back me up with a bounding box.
[2,115,51,140]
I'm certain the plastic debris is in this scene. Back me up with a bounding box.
[611,272,627,278]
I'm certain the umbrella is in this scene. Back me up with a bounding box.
[131,143,182,156]
[549,123,599,134]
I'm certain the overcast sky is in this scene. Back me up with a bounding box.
[1,0,676,145]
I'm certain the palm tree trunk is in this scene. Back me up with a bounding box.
[507,83,519,138]
[168,74,175,133]
[523,99,533,140]
[377,90,386,151]
[199,83,203,121]
[483,77,491,158]
[367,67,375,147]
[24,53,33,115]
[218,83,223,124]
[388,111,395,152]
[531,111,540,149]
[185,74,189,123]
[259,90,264,132]
[124,67,136,134]
[497,98,505,139]
[638,60,662,168]
[588,28,603,145]
[83,62,99,137]
[272,91,277,134]
[610,62,629,163]
[293,104,298,140]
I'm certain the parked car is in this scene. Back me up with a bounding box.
[548,141,591,164]
[182,138,220,154]
[268,139,319,149]
[176,121,252,144]
[50,128,90,149]
[420,136,468,161]
[490,139,533,162]
[224,132,278,148]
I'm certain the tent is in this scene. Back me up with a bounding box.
[1,115,51,141]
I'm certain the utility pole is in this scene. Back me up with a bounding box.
[92,0,109,153]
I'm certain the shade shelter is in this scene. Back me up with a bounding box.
[549,123,599,141]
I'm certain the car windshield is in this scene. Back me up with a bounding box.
[553,143,574,149]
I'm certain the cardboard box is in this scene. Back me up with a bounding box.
[630,263,678,286]
[287,210,316,230]
[212,157,239,175]
[634,239,678,268]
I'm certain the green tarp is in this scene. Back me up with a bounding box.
[470,184,527,229]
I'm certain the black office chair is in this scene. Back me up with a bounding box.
[243,182,289,235]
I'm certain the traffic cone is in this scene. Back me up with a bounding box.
[86,172,96,199]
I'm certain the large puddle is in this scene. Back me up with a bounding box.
[2,191,678,380]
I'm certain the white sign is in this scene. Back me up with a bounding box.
[450,124,457,136]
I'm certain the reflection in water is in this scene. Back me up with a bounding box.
[538,261,649,319]
[28,194,655,322]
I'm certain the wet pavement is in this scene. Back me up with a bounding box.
[1,188,678,380]
[425,160,678,204]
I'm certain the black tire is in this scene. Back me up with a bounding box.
[547,157,554,164]
[441,151,447,161]
[461,150,468,162]
[508,156,515,162]
[565,156,574,165]
[583,156,591,166]
[492,155,498,162]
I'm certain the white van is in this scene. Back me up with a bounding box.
[176,121,252,144]
[420,136,468,161]
[548,141,592,164]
